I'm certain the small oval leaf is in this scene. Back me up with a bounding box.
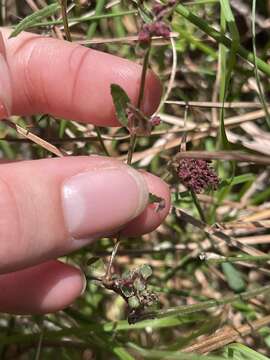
[110,84,131,127]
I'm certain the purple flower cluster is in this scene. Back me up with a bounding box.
[126,105,161,136]
[138,1,177,44]
[177,159,219,194]
[150,115,162,126]
[138,21,171,44]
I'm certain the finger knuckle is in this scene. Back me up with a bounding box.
[68,45,90,104]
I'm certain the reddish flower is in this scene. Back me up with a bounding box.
[138,21,171,44]
[177,159,219,193]
[138,24,152,44]
[150,115,162,126]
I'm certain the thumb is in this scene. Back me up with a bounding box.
[0,31,12,118]
[0,156,149,273]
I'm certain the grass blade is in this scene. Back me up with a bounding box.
[251,0,270,128]
[9,3,61,38]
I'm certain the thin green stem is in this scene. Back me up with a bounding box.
[151,284,270,319]
[127,133,137,165]
[95,126,110,156]
[207,254,270,265]
[105,236,121,280]
[59,0,72,42]
[163,253,193,281]
[137,45,151,109]
[34,331,44,360]
[26,10,137,28]
[127,43,152,165]
[190,189,207,223]
[252,0,270,128]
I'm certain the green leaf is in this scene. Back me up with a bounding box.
[130,0,153,23]
[10,3,61,38]
[110,84,131,127]
[86,256,100,266]
[218,0,240,151]
[120,284,134,298]
[129,343,228,360]
[251,0,270,128]
[139,265,153,280]
[221,262,246,293]
[128,296,140,309]
[222,343,270,360]
[219,173,255,188]
[149,192,166,212]
[88,258,106,278]
[134,278,146,291]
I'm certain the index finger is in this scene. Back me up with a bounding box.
[1,29,162,126]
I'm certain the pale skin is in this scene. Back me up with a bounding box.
[0,29,170,314]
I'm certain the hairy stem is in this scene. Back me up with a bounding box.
[95,126,110,156]
[127,44,152,165]
[59,0,72,42]
[105,237,121,280]
[190,189,207,223]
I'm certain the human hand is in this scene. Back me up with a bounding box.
[0,29,170,314]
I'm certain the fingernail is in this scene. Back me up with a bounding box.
[62,167,148,239]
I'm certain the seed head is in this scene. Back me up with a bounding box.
[177,159,219,194]
[150,115,161,127]
[138,21,171,44]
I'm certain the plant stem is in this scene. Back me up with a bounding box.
[190,189,206,223]
[59,0,72,42]
[206,254,270,265]
[127,43,152,165]
[151,284,270,319]
[137,45,151,109]
[251,0,270,128]
[105,237,121,280]
[1,285,269,339]
[30,10,137,28]
[95,126,110,156]
[127,134,137,165]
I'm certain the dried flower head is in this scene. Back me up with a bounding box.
[138,21,171,44]
[177,159,219,194]
[138,0,177,44]
[126,104,161,136]
[99,264,158,324]
[150,115,161,127]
